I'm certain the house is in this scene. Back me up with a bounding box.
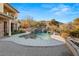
[0,3,19,37]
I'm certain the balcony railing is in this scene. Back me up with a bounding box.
[4,12,17,19]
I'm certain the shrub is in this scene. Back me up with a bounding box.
[70,29,79,38]
[18,29,25,33]
[12,29,25,35]
[60,30,70,39]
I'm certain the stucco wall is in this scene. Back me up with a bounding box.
[0,20,4,37]
[0,19,9,38]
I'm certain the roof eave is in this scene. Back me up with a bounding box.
[6,3,19,13]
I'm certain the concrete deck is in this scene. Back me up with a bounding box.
[0,33,73,56]
[1,33,65,46]
[0,41,73,56]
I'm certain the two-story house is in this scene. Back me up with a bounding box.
[0,3,19,37]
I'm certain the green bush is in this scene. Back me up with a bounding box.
[70,29,79,38]
[18,29,25,33]
[12,30,25,35]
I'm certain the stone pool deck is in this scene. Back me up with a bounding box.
[0,33,73,56]
[0,41,73,56]
[1,33,65,46]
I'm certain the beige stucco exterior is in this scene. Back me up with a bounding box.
[0,3,19,38]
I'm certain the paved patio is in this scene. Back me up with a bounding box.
[0,41,73,56]
[0,33,73,56]
[1,33,65,46]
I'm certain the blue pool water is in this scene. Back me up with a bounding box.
[36,33,51,40]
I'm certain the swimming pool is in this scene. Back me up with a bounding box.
[20,32,51,40]
[3,33,65,46]
[36,33,51,40]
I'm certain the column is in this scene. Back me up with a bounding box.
[8,20,11,36]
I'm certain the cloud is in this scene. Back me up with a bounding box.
[49,4,72,16]
[61,7,70,12]
[41,4,71,15]
[50,4,71,12]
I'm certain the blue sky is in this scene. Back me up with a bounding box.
[11,3,79,23]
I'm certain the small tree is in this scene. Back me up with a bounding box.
[73,18,79,25]
[70,29,79,38]
[20,20,29,28]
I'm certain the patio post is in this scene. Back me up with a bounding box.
[8,20,11,36]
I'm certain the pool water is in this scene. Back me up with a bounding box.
[19,32,52,40]
[36,33,51,40]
